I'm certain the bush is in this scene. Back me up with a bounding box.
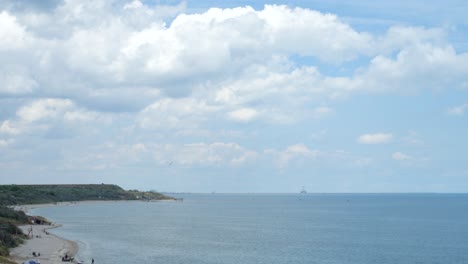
[0,245,9,257]
[0,207,28,224]
[0,207,26,257]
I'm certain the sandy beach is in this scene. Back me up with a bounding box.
[9,225,78,264]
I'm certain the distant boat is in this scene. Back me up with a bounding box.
[300,186,307,194]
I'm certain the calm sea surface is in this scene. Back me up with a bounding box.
[32,194,468,264]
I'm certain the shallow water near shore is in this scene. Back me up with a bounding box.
[32,194,468,264]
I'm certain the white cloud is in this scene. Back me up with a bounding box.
[213,66,329,123]
[357,133,393,144]
[0,120,21,135]
[214,66,323,106]
[315,44,468,99]
[1,2,468,190]
[447,103,468,116]
[138,98,219,129]
[0,11,28,50]
[257,5,373,62]
[0,5,414,94]
[286,144,314,154]
[123,0,143,10]
[392,152,412,161]
[0,98,105,136]
[0,2,466,113]
[57,141,259,171]
[152,142,258,166]
[228,108,258,122]
[378,26,446,54]
[17,98,74,122]
[265,143,319,168]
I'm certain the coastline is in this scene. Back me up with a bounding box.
[13,199,148,214]
[9,200,174,264]
[9,201,108,264]
[13,198,177,213]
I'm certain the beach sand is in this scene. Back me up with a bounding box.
[9,225,78,264]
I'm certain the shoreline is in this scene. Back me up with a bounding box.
[10,201,126,264]
[13,199,155,214]
[9,224,78,264]
[13,198,177,214]
[10,199,175,264]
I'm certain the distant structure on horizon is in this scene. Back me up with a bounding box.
[300,186,307,194]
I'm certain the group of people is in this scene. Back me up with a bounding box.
[61,253,94,264]
[61,253,73,262]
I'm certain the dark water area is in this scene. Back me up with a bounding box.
[34,194,468,264]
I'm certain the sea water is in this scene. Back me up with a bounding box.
[32,194,468,264]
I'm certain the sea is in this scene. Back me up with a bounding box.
[31,194,468,264]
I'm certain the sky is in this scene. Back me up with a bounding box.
[0,0,467,193]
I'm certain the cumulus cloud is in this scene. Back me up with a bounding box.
[228,108,258,122]
[74,141,258,168]
[138,98,219,129]
[357,133,393,144]
[0,11,28,50]
[0,98,105,136]
[153,142,258,166]
[1,1,468,183]
[320,44,468,97]
[17,98,74,122]
[0,120,21,135]
[0,2,466,122]
[266,143,319,168]
[123,0,143,10]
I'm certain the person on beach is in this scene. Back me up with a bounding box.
[92,258,94,264]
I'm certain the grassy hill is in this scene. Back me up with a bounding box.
[0,184,173,205]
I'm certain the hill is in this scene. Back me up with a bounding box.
[0,184,173,205]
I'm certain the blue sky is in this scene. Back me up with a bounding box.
[0,0,467,192]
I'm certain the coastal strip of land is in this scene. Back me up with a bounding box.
[0,184,175,263]
[10,225,78,264]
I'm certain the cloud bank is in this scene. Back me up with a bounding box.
[1,0,468,191]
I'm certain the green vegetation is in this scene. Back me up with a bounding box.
[0,184,173,206]
[0,206,28,257]
[0,184,173,259]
